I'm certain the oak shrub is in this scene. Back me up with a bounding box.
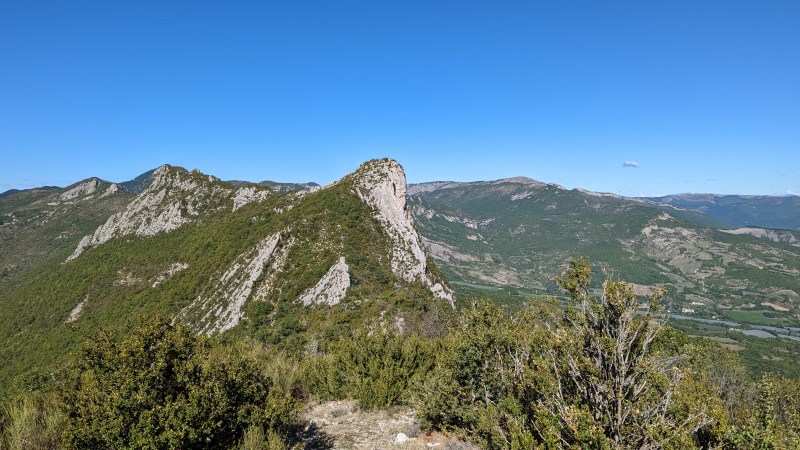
[56,317,298,449]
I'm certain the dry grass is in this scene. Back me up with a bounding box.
[0,396,64,450]
[762,302,790,312]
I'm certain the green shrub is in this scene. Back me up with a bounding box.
[723,374,800,449]
[419,259,724,449]
[416,299,555,448]
[56,317,299,449]
[305,330,436,410]
[238,425,289,450]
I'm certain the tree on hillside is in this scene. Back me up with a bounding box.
[544,257,709,448]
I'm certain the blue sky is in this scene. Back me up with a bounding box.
[1,1,798,196]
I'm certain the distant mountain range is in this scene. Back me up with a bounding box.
[8,177,798,231]
[643,193,800,231]
[407,177,800,330]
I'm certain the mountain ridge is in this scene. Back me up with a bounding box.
[8,171,798,233]
[408,178,800,331]
[644,193,800,231]
[0,158,453,394]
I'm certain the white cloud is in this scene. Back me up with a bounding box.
[622,161,639,168]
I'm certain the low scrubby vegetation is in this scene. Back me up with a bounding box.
[2,319,300,450]
[2,259,799,449]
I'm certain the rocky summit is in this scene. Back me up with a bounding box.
[0,159,452,393]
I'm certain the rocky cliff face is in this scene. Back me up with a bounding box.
[353,160,455,305]
[299,257,351,307]
[183,232,283,334]
[67,166,233,261]
[66,166,276,262]
[720,227,799,247]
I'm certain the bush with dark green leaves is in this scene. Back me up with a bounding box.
[722,374,800,449]
[3,256,800,450]
[56,317,298,449]
[416,299,557,448]
[304,329,437,410]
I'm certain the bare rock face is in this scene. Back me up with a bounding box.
[151,262,189,287]
[299,257,350,306]
[60,179,100,201]
[232,186,272,211]
[99,183,125,198]
[182,233,282,334]
[721,227,800,247]
[353,159,455,306]
[66,165,233,262]
[52,178,125,203]
[65,296,88,323]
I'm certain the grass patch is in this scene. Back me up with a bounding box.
[702,336,739,344]
[724,310,783,326]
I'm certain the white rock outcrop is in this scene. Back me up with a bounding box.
[152,262,189,287]
[113,271,142,286]
[721,227,799,246]
[232,186,272,211]
[99,183,125,198]
[299,257,350,306]
[66,165,233,262]
[251,235,295,302]
[65,296,88,323]
[510,191,536,201]
[60,179,99,201]
[353,160,455,306]
[185,233,281,334]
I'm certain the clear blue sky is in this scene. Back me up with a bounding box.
[1,1,798,196]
